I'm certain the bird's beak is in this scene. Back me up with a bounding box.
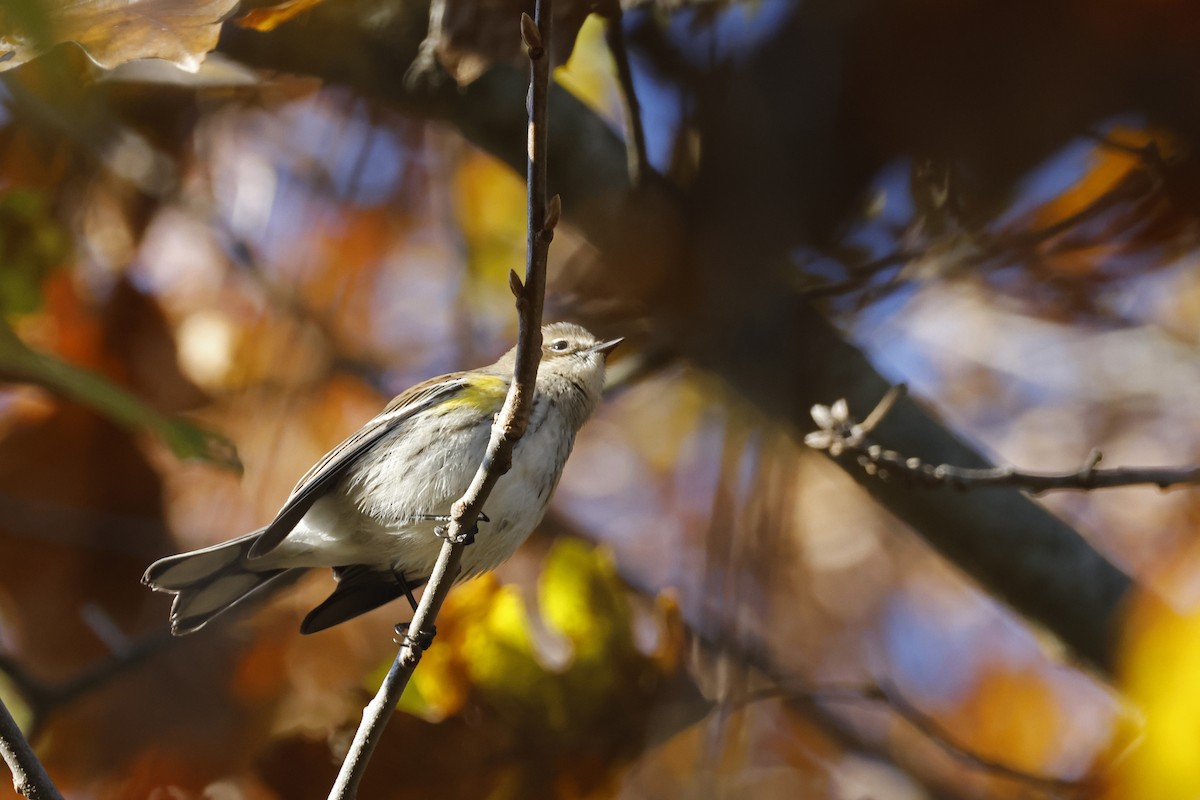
[589,337,623,358]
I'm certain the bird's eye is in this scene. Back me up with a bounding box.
[549,339,570,352]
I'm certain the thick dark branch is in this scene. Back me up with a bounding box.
[0,697,62,800]
[806,388,1200,494]
[326,4,555,797]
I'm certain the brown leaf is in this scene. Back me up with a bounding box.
[0,0,239,73]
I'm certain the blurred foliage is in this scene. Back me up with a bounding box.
[1109,593,1200,800]
[0,188,66,315]
[378,541,703,797]
[1,0,1200,799]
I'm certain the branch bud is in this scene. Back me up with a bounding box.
[543,194,562,231]
[509,268,525,297]
[520,13,542,55]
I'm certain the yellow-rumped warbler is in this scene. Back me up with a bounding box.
[143,322,620,635]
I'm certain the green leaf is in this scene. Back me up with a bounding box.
[0,319,241,471]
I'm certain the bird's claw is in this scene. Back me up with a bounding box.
[394,622,437,651]
[419,511,489,523]
[434,523,477,546]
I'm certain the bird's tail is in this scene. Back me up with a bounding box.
[143,530,291,635]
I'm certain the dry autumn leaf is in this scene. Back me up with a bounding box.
[0,0,239,73]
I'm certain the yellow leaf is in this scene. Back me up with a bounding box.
[1110,593,1200,799]
[452,152,526,286]
[555,16,618,120]
[406,576,502,718]
[539,538,631,663]
[0,672,32,733]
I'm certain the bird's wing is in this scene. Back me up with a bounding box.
[299,565,428,634]
[248,375,471,559]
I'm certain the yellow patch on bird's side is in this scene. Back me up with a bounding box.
[440,374,508,413]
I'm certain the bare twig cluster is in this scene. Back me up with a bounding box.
[0,608,174,798]
[744,679,1092,795]
[799,138,1164,301]
[326,7,557,798]
[0,630,175,742]
[805,386,1200,493]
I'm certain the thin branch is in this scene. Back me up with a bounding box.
[0,696,63,800]
[403,0,447,91]
[0,630,175,741]
[601,5,648,187]
[799,247,916,299]
[799,152,1160,300]
[326,4,555,797]
[744,680,1089,795]
[805,387,1200,494]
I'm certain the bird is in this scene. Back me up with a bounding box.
[143,322,620,636]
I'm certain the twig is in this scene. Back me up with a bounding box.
[0,629,175,741]
[0,696,63,800]
[805,387,1200,494]
[799,247,916,299]
[799,150,1160,300]
[601,4,648,187]
[1085,130,1173,173]
[403,0,447,91]
[326,4,555,797]
[745,680,1088,794]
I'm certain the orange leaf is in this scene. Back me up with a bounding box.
[953,665,1062,775]
[235,0,326,32]
[1033,127,1180,231]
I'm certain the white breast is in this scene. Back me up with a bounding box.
[267,396,576,583]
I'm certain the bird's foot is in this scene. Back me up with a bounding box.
[394,622,437,651]
[390,568,420,612]
[418,511,489,524]
[434,522,477,546]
